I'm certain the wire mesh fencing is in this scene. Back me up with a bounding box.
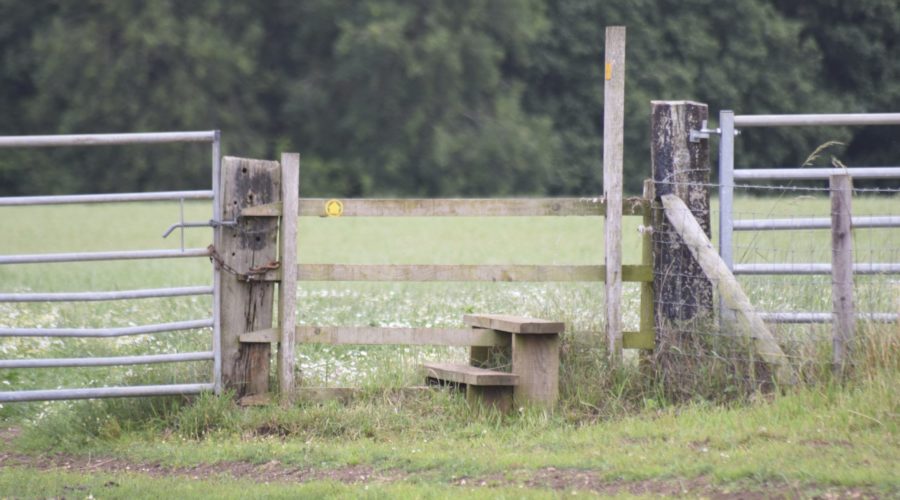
[651,175,899,398]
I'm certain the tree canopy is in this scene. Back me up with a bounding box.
[0,0,896,196]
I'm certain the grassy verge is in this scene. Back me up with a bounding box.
[0,369,895,497]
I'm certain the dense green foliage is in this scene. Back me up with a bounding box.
[0,0,897,196]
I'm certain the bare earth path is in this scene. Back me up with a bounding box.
[0,426,886,498]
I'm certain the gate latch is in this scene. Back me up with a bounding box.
[161,198,236,251]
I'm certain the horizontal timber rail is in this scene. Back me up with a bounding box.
[734,263,900,275]
[0,248,210,265]
[0,383,214,403]
[244,325,650,349]
[0,286,212,303]
[295,264,652,282]
[0,351,213,369]
[299,326,510,347]
[0,318,213,338]
[241,197,649,217]
[0,190,213,206]
[241,326,508,346]
[734,216,900,231]
[0,131,218,148]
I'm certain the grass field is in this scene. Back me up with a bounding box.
[0,194,898,497]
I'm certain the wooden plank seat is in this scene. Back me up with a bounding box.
[422,314,563,412]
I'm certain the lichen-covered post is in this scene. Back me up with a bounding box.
[650,101,713,344]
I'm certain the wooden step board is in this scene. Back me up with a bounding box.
[420,362,517,386]
[463,314,564,334]
[421,362,516,413]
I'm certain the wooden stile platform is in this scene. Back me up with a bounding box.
[422,314,562,411]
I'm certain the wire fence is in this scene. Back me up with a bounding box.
[651,173,900,397]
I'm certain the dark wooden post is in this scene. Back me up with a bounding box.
[830,173,855,373]
[651,101,713,341]
[217,156,280,399]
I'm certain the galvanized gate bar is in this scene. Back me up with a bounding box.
[0,383,215,403]
[0,286,212,303]
[734,216,900,231]
[760,312,898,323]
[0,190,213,206]
[0,130,223,402]
[211,131,223,395]
[0,131,217,148]
[734,263,900,275]
[0,318,213,337]
[0,248,210,265]
[0,351,214,369]
[734,167,900,180]
[734,113,900,127]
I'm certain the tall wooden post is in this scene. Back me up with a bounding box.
[830,173,855,373]
[603,26,626,362]
[218,156,280,399]
[651,101,713,341]
[278,153,300,401]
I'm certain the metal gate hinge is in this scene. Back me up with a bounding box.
[690,120,741,143]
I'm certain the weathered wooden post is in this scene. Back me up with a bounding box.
[278,153,300,401]
[603,26,626,362]
[830,173,855,374]
[217,156,280,399]
[650,101,713,343]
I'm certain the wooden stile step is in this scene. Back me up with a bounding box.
[420,362,518,386]
[463,314,565,334]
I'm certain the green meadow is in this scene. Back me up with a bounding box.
[0,194,897,497]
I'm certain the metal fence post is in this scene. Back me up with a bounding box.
[212,131,223,395]
[718,111,736,327]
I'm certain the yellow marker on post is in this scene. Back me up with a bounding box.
[324,199,343,217]
[605,62,613,81]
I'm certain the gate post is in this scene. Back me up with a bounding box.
[650,101,713,345]
[216,157,280,399]
[278,153,300,401]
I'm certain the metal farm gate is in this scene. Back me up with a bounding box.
[716,112,900,324]
[0,131,222,402]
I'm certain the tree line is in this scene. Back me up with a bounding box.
[1,0,897,196]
